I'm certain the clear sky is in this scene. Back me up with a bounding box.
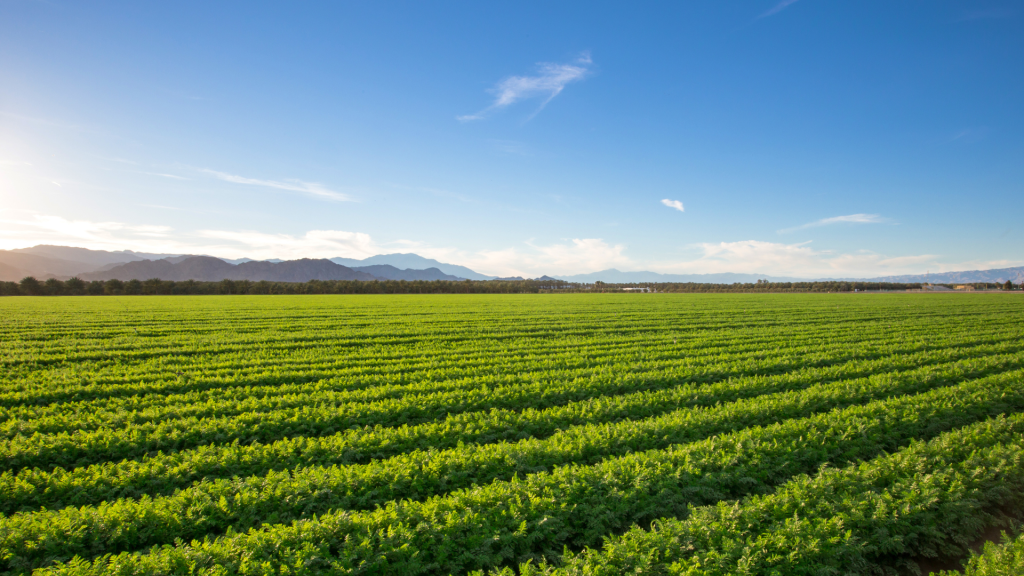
[1,1,1022,278]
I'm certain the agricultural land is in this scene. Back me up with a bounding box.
[1,293,1023,575]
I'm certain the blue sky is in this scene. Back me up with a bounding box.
[1,1,1022,277]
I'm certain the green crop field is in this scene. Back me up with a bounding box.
[1,293,1023,575]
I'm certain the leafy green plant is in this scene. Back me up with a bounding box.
[0,294,1021,576]
[939,531,1024,576]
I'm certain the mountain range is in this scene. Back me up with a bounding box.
[0,246,472,283]
[553,269,806,284]
[78,257,467,283]
[557,267,1024,284]
[1,245,1021,285]
[78,256,379,282]
[853,267,1024,284]
[330,253,490,280]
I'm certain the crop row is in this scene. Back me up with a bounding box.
[3,346,1019,494]
[938,532,1024,576]
[0,318,943,427]
[4,340,1015,483]
[13,369,1024,574]
[6,296,960,345]
[2,360,1020,570]
[2,310,975,407]
[0,325,846,406]
[4,306,860,368]
[4,328,1020,441]
[498,414,1024,576]
[6,296,1009,386]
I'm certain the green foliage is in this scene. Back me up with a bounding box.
[0,277,928,295]
[0,294,1022,575]
[498,413,1024,576]
[17,276,40,295]
[940,531,1024,576]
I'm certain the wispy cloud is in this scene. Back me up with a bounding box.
[140,171,189,180]
[458,53,592,122]
[4,209,1015,279]
[201,169,353,202]
[103,157,139,165]
[0,212,175,251]
[196,229,379,260]
[489,139,533,156]
[656,240,944,278]
[386,182,477,204]
[946,126,990,144]
[661,199,685,213]
[449,238,631,277]
[778,213,890,234]
[758,0,801,19]
[0,210,377,259]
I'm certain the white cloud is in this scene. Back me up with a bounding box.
[458,53,592,122]
[0,212,176,251]
[441,238,631,277]
[0,211,380,260]
[778,213,890,233]
[140,171,189,180]
[201,169,352,202]
[0,214,624,274]
[661,199,685,212]
[759,0,801,19]
[4,211,1015,280]
[195,229,379,260]
[655,240,944,278]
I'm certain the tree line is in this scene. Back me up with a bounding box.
[4,276,1005,296]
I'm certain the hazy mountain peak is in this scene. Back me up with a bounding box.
[80,256,377,282]
[330,253,491,280]
[3,245,1021,285]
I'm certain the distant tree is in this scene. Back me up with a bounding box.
[217,279,239,294]
[19,277,41,295]
[1004,280,1013,291]
[143,278,169,295]
[44,278,63,295]
[0,277,934,297]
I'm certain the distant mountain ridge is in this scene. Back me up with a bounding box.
[859,267,1024,284]
[7,245,182,265]
[331,253,491,280]
[554,269,806,284]
[349,265,463,281]
[2,245,1021,285]
[81,257,377,282]
[78,257,466,282]
[0,252,98,280]
[0,246,479,282]
[0,245,188,281]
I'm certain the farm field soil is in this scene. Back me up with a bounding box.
[0,293,1022,576]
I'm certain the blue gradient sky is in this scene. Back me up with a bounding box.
[1,1,1022,277]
